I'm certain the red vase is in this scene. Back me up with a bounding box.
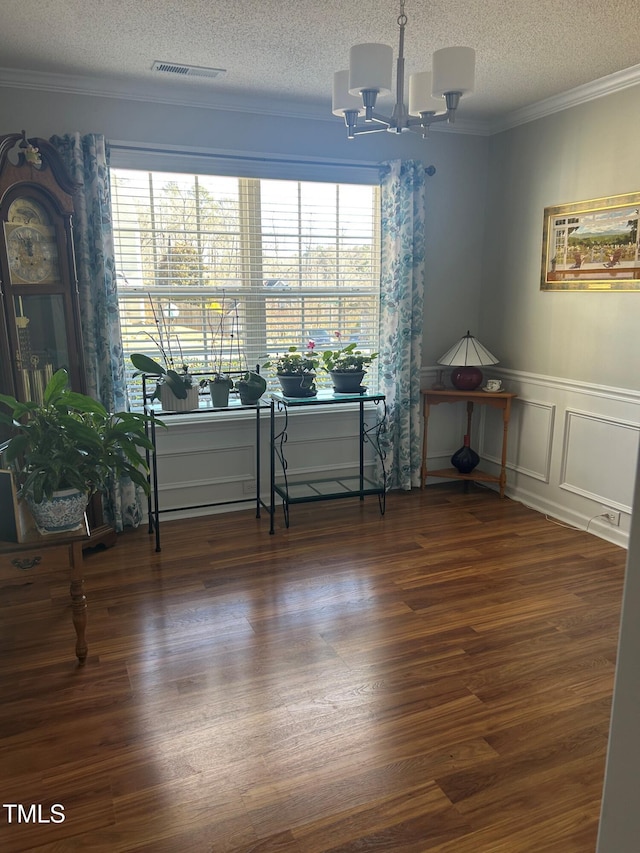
[451,366,483,390]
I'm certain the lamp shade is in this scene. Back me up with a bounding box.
[408,71,445,115]
[437,331,498,391]
[348,43,393,95]
[332,71,366,116]
[437,331,498,367]
[432,46,475,96]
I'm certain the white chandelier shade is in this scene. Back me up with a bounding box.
[431,46,476,97]
[332,71,366,116]
[332,1,475,140]
[408,71,445,116]
[349,43,393,95]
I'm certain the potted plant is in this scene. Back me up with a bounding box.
[235,371,267,405]
[202,294,241,407]
[208,372,234,407]
[130,353,200,413]
[264,342,320,397]
[321,332,378,393]
[130,295,200,412]
[0,368,154,534]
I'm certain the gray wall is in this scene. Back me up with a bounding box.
[480,86,640,389]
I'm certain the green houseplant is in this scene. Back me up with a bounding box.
[0,368,154,533]
[264,343,320,397]
[204,292,239,407]
[235,371,267,405]
[321,333,378,393]
[130,295,199,412]
[130,353,200,412]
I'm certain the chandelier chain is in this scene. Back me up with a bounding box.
[397,0,407,28]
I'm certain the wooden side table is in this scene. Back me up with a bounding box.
[420,388,517,498]
[0,522,89,664]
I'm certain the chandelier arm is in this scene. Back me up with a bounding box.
[428,112,453,125]
[341,110,391,139]
[350,125,391,136]
[368,112,394,127]
[405,112,452,128]
[406,114,434,127]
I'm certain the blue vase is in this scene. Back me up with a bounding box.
[451,435,479,474]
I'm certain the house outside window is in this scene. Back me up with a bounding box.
[110,168,381,406]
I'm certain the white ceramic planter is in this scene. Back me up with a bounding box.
[159,383,200,412]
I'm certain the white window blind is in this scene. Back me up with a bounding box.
[111,168,381,407]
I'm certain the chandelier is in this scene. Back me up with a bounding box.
[332,1,475,140]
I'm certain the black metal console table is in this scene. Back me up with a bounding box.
[142,371,269,551]
[269,389,387,533]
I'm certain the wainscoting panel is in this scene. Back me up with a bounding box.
[480,397,555,483]
[157,444,256,489]
[561,409,638,510]
[460,369,640,547]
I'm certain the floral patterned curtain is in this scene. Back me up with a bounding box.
[378,160,426,490]
[49,133,142,531]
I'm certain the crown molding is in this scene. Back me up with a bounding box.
[489,63,640,134]
[1,63,639,137]
[0,66,328,122]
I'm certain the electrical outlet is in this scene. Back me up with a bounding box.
[601,507,621,526]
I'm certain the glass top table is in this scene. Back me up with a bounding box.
[270,387,385,406]
[268,388,387,532]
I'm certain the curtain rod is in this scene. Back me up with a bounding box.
[109,140,435,176]
[109,141,377,170]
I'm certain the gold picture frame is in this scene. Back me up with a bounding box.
[541,191,640,291]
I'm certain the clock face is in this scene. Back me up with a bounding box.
[4,222,59,284]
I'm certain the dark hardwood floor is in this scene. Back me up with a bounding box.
[0,485,627,852]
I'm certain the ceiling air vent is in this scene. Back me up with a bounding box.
[151,61,227,80]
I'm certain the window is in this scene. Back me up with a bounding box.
[111,168,380,406]
[551,215,580,267]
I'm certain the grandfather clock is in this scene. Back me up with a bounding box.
[0,131,115,547]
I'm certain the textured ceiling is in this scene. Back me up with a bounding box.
[1,0,639,127]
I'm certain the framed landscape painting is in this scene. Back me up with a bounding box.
[541,191,640,291]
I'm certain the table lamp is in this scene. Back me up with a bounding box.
[437,331,498,390]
